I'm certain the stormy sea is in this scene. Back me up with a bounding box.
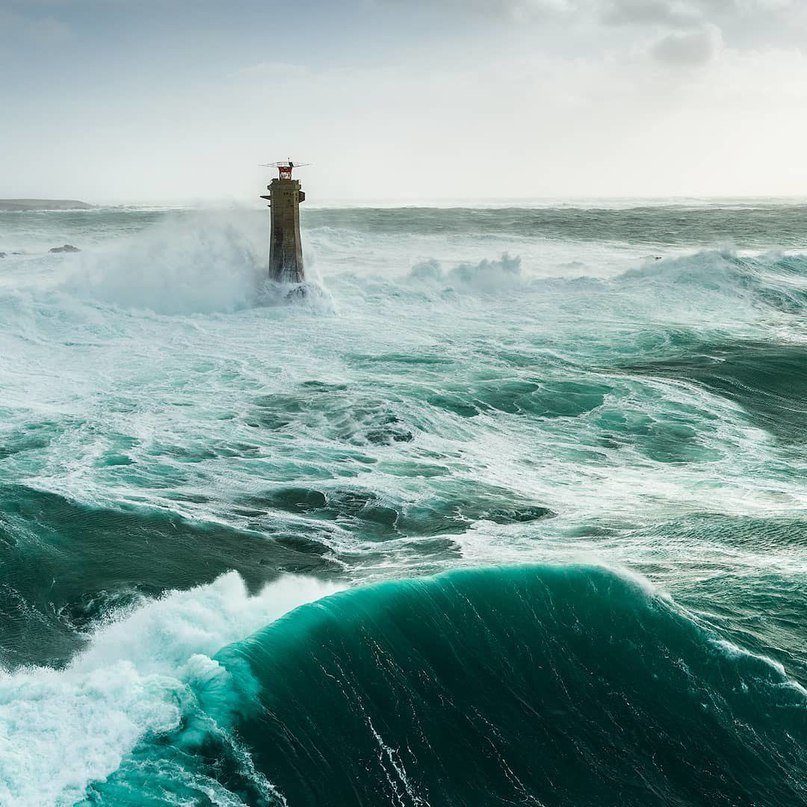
[0,201,804,806]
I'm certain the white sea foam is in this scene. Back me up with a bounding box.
[408,253,524,293]
[0,206,805,713]
[0,573,342,807]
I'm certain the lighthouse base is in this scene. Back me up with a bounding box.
[260,278,327,305]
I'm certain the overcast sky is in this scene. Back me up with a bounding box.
[2,0,807,202]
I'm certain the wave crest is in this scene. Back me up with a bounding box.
[0,573,341,806]
[90,564,807,806]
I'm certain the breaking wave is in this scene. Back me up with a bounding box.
[0,573,341,806]
[77,565,807,806]
[617,249,807,313]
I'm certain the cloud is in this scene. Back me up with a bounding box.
[233,61,311,80]
[650,23,723,64]
[427,0,577,21]
[0,9,71,45]
[603,0,703,28]
[433,0,803,39]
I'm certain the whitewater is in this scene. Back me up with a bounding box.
[0,202,804,805]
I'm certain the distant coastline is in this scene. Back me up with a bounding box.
[0,199,93,211]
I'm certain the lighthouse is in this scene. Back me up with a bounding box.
[260,160,307,283]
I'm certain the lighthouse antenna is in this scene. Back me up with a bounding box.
[259,160,311,180]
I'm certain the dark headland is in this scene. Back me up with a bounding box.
[0,199,93,211]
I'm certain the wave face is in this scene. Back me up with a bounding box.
[625,339,807,443]
[0,202,805,805]
[86,565,806,806]
[0,485,338,668]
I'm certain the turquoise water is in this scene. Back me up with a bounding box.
[0,203,804,805]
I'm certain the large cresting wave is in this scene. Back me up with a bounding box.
[87,565,806,806]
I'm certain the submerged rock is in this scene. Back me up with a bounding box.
[0,253,5,259]
[49,244,80,253]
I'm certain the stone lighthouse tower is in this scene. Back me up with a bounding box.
[260,160,306,283]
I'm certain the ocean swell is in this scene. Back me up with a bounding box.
[90,565,807,806]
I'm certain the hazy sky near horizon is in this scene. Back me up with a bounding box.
[2,0,807,202]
